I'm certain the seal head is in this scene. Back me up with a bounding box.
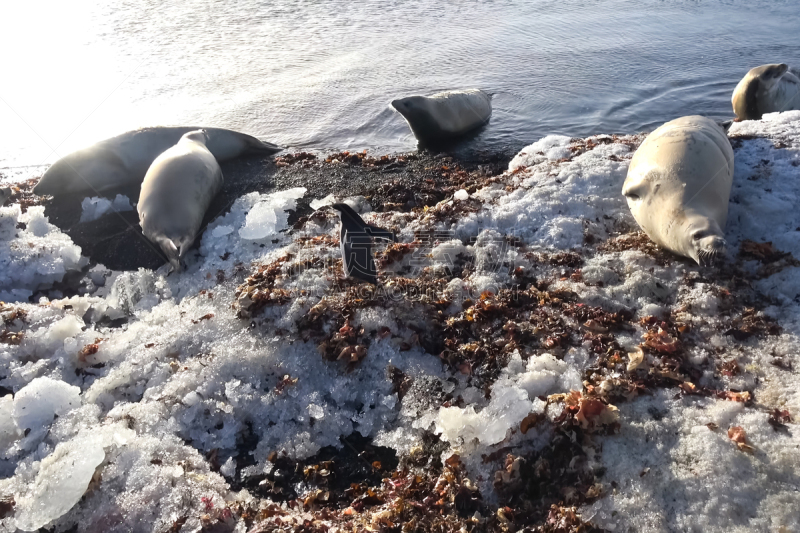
[391,89,492,145]
[732,63,800,120]
[622,116,734,266]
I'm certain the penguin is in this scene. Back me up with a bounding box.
[328,203,396,284]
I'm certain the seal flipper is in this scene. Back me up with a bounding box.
[251,138,283,155]
[718,119,735,132]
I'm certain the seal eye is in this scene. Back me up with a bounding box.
[626,193,640,200]
[692,231,707,241]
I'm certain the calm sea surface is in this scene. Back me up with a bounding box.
[1,0,799,168]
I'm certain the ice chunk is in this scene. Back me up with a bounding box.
[79,195,133,223]
[47,315,84,344]
[220,457,236,478]
[14,434,105,531]
[310,193,337,210]
[12,377,81,433]
[309,194,370,212]
[344,196,372,213]
[308,404,325,419]
[435,380,532,446]
[0,394,20,447]
[211,225,234,237]
[454,189,469,201]
[239,187,306,240]
[517,353,582,398]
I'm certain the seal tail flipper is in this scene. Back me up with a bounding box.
[243,134,283,155]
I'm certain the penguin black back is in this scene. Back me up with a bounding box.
[329,203,396,284]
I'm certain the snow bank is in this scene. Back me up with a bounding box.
[1,114,799,532]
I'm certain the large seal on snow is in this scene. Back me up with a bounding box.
[622,115,734,266]
[34,126,280,197]
[391,89,492,144]
[137,130,223,271]
[732,63,800,120]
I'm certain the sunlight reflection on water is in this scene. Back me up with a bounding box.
[0,0,798,166]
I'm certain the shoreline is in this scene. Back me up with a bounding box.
[1,114,799,533]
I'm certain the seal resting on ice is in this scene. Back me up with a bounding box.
[732,63,800,120]
[391,89,492,145]
[622,115,734,266]
[137,129,223,271]
[34,126,280,197]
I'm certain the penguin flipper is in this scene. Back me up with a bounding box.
[365,224,397,243]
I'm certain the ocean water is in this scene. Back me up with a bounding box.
[0,0,798,168]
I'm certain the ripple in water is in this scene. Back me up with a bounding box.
[0,0,798,166]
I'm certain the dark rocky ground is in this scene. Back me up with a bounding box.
[36,148,514,271]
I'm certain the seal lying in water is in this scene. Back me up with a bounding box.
[137,130,223,271]
[391,89,492,145]
[622,115,734,266]
[732,63,800,120]
[33,126,280,197]
[328,203,396,285]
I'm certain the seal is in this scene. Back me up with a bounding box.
[33,126,280,197]
[328,203,396,284]
[732,63,800,120]
[391,89,492,145]
[622,115,734,266]
[137,129,223,271]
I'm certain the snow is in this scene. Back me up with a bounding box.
[0,204,88,301]
[584,391,800,533]
[1,113,799,532]
[79,194,134,223]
